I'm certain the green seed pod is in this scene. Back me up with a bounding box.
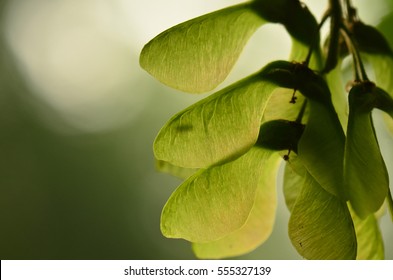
[256,119,305,153]
[344,82,389,218]
[251,0,319,47]
[251,0,290,23]
[260,60,332,104]
[352,21,393,55]
[374,86,393,117]
[258,60,297,87]
[259,60,347,199]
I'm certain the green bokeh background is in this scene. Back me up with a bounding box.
[0,0,392,259]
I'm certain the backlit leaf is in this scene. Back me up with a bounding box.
[161,147,276,243]
[140,3,265,93]
[344,83,389,218]
[192,153,281,259]
[288,172,357,260]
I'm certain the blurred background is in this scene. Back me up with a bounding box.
[0,0,392,259]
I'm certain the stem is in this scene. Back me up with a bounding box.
[342,0,357,22]
[283,100,308,161]
[296,99,308,123]
[323,0,343,73]
[340,25,369,81]
[304,12,330,66]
